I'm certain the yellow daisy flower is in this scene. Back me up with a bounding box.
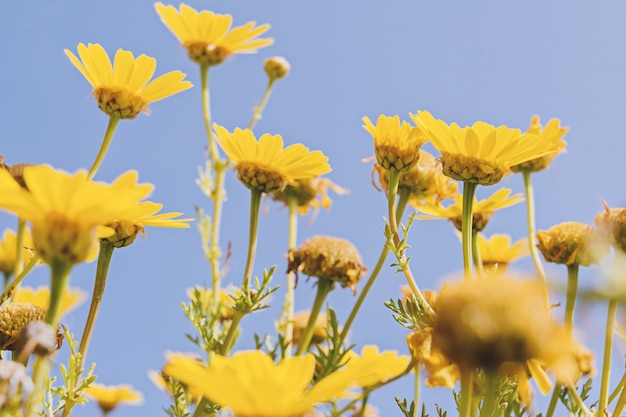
[341,345,411,387]
[511,115,568,173]
[0,228,36,276]
[411,110,557,185]
[474,233,529,274]
[164,350,353,417]
[413,188,523,232]
[155,3,273,66]
[14,286,87,318]
[271,176,349,221]
[213,124,331,193]
[362,115,428,172]
[83,383,143,413]
[0,165,153,265]
[105,201,193,248]
[64,43,192,119]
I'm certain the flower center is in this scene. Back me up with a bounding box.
[375,144,420,172]
[235,162,287,193]
[94,87,148,119]
[439,153,505,185]
[186,42,231,66]
[33,213,95,265]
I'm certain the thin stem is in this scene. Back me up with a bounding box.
[46,260,72,327]
[13,218,26,279]
[545,384,561,417]
[612,377,626,417]
[482,372,498,417]
[461,181,477,280]
[200,63,219,163]
[220,312,243,355]
[279,198,298,357]
[0,255,39,304]
[247,79,276,130]
[414,365,421,416]
[564,263,579,336]
[522,170,547,281]
[87,115,120,180]
[609,371,626,405]
[242,189,262,290]
[567,383,591,417]
[598,297,618,415]
[459,369,474,417]
[471,230,485,279]
[295,279,333,356]
[210,163,227,307]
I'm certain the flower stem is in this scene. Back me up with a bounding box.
[220,312,243,355]
[545,385,561,417]
[242,189,262,291]
[564,263,579,336]
[567,383,591,417]
[459,369,474,417]
[414,364,421,416]
[461,181,477,280]
[612,377,626,417]
[210,162,227,308]
[247,79,276,130]
[279,198,298,357]
[295,279,333,356]
[0,255,39,304]
[46,260,72,327]
[598,297,618,415]
[13,218,26,280]
[522,169,547,281]
[200,63,219,163]
[482,372,498,417]
[609,371,626,405]
[87,115,120,180]
[471,230,485,279]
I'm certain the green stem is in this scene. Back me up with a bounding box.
[46,260,72,327]
[87,115,120,180]
[414,364,421,416]
[522,170,547,281]
[0,255,39,305]
[14,218,26,280]
[609,371,626,405]
[459,369,474,417]
[598,298,618,415]
[210,163,227,309]
[242,189,262,290]
[247,79,276,130]
[482,372,498,417]
[471,230,485,279]
[545,384,561,417]
[295,279,333,355]
[200,63,219,163]
[612,378,626,417]
[567,383,591,416]
[564,263,579,337]
[461,181,477,280]
[220,312,243,355]
[280,198,298,357]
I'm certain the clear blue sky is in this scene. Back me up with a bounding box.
[2,1,626,416]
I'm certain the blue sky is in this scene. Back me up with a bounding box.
[2,1,626,416]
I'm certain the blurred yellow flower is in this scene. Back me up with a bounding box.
[0,166,152,265]
[362,115,428,172]
[164,351,352,417]
[105,201,193,248]
[271,176,348,221]
[213,124,331,193]
[342,345,410,387]
[411,110,557,185]
[64,43,192,119]
[472,233,528,274]
[292,310,328,346]
[14,286,87,318]
[155,3,273,66]
[511,115,568,173]
[536,221,608,267]
[0,228,35,276]
[413,188,523,232]
[83,383,143,413]
[407,328,460,389]
[187,286,235,322]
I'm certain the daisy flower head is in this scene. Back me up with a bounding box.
[536,221,609,267]
[271,176,348,221]
[64,43,192,119]
[0,228,36,276]
[362,115,428,172]
[213,124,331,193]
[155,3,273,66]
[83,383,143,413]
[0,166,153,265]
[411,111,558,185]
[15,286,87,318]
[474,233,528,274]
[511,115,568,173]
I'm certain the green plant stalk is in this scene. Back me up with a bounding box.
[471,230,485,279]
[200,63,219,163]
[242,189,262,290]
[13,218,26,280]
[414,364,421,417]
[295,279,333,355]
[567,383,591,417]
[0,255,39,304]
[609,371,626,405]
[461,181,477,280]
[544,385,561,417]
[598,297,618,415]
[564,263,579,336]
[279,198,298,357]
[459,369,474,417]
[522,170,547,281]
[612,378,626,417]
[87,115,120,180]
[247,79,276,130]
[220,312,243,356]
[481,372,498,417]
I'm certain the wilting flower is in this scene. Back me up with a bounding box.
[595,201,626,252]
[155,3,273,66]
[271,176,348,220]
[411,111,557,185]
[83,383,143,413]
[413,188,523,232]
[362,115,428,172]
[288,236,367,294]
[213,124,331,193]
[64,43,192,119]
[536,221,609,267]
[511,115,568,173]
[0,166,152,265]
[164,351,353,417]
[0,228,36,276]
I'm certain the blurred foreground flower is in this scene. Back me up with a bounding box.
[83,383,143,413]
[14,286,87,318]
[511,115,568,173]
[213,125,331,193]
[0,228,35,277]
[412,111,557,185]
[341,345,410,387]
[65,43,192,119]
[164,351,352,417]
[155,3,273,66]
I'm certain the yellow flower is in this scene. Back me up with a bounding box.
[271,176,348,221]
[83,383,143,413]
[0,228,36,276]
[105,201,193,248]
[264,56,291,80]
[64,43,192,119]
[213,124,331,193]
[155,3,273,66]
[413,188,523,232]
[292,310,328,346]
[511,115,568,173]
[164,351,352,417]
[0,166,152,265]
[411,110,557,185]
[362,115,428,172]
[341,345,410,387]
[407,329,460,389]
[14,286,87,318]
[536,221,609,267]
[473,233,529,274]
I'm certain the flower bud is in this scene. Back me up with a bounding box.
[536,221,608,266]
[264,56,290,80]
